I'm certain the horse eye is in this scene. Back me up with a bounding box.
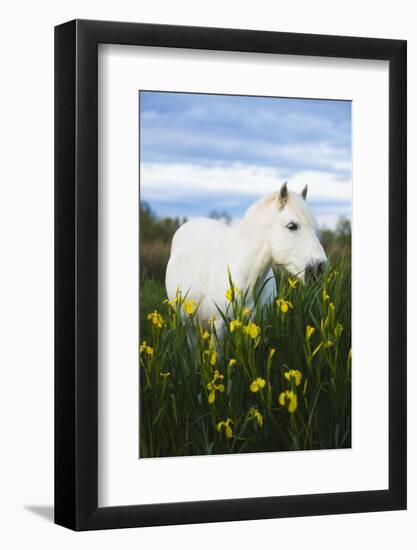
[287,222,298,231]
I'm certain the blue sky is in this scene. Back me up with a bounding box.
[139,91,351,228]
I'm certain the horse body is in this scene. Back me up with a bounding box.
[165,184,327,326]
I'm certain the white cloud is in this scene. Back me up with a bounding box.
[141,162,351,204]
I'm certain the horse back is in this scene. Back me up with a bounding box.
[170,218,227,255]
[166,218,229,303]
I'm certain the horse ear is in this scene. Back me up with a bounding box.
[301,184,308,200]
[279,181,288,209]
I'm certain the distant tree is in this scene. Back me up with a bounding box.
[140,202,186,282]
[208,209,232,225]
[140,202,185,242]
[335,218,351,241]
[320,217,351,265]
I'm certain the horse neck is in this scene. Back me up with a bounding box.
[232,208,274,291]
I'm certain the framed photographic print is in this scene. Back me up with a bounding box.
[55,20,407,530]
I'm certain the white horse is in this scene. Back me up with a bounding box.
[165,183,327,328]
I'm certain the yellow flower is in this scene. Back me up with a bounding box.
[250,377,266,393]
[329,302,335,312]
[230,319,242,333]
[217,418,233,438]
[163,297,177,308]
[288,277,299,290]
[207,370,225,403]
[243,308,252,316]
[160,372,171,380]
[249,407,263,427]
[279,390,298,413]
[276,298,293,314]
[244,321,261,339]
[139,341,154,358]
[225,286,241,302]
[201,330,210,340]
[284,369,302,386]
[306,325,315,340]
[147,310,165,329]
[323,288,330,302]
[183,299,197,315]
[163,289,182,309]
[228,358,237,367]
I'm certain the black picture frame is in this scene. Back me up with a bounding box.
[55,19,407,531]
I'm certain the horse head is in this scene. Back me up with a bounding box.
[268,182,327,281]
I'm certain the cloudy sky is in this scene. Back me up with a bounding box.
[139,91,351,229]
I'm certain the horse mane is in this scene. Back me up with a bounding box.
[242,192,279,220]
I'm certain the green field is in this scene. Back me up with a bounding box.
[139,261,351,458]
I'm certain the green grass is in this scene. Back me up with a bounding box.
[140,277,167,342]
[139,261,351,458]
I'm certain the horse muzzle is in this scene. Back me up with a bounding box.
[305,261,326,280]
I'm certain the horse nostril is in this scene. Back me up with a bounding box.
[305,261,326,280]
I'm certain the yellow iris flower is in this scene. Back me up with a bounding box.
[276,298,293,314]
[228,358,237,367]
[244,321,260,339]
[207,370,225,404]
[284,369,302,386]
[217,418,233,438]
[147,310,165,329]
[159,372,171,380]
[288,277,299,289]
[225,286,241,302]
[249,407,263,427]
[183,299,197,315]
[279,390,298,413]
[250,377,266,393]
[230,319,242,333]
[139,341,154,358]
